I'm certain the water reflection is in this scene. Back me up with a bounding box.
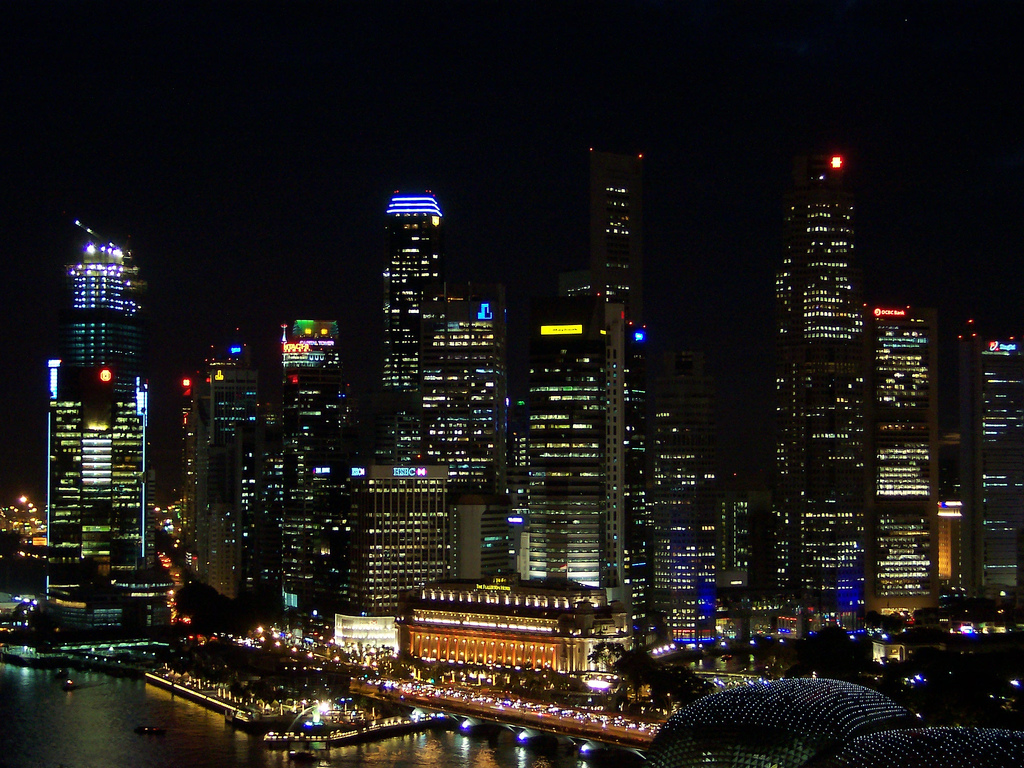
[0,665,643,768]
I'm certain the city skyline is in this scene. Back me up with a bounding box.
[4,2,1024,507]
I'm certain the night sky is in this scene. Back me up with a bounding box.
[2,1,1023,507]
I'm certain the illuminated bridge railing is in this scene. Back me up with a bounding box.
[352,680,659,751]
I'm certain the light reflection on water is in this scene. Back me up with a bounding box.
[0,665,642,768]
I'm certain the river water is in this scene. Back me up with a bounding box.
[0,664,644,768]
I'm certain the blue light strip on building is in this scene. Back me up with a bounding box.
[386,195,442,217]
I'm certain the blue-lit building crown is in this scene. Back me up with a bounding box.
[386,194,443,217]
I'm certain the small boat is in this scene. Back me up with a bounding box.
[62,679,78,691]
[134,726,167,735]
[287,750,317,762]
[53,668,67,679]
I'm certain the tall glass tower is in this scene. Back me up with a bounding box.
[960,335,1024,597]
[420,283,507,495]
[280,320,354,614]
[376,193,444,464]
[526,296,625,597]
[775,155,865,623]
[865,307,938,614]
[652,351,717,642]
[48,229,149,594]
[383,193,444,392]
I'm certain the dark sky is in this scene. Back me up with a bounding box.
[2,1,1023,507]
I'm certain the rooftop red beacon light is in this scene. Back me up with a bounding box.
[99,368,113,383]
[181,378,192,389]
[831,155,843,169]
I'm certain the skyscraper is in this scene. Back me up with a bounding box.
[865,306,938,614]
[377,193,444,463]
[960,335,1024,597]
[775,154,865,621]
[525,296,625,598]
[651,351,717,641]
[280,320,354,613]
[48,232,149,594]
[585,151,649,634]
[420,283,507,495]
[348,464,449,616]
[185,344,259,599]
[382,193,444,392]
[590,150,644,323]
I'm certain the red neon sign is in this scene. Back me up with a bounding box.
[282,343,310,354]
[873,308,906,317]
[831,155,843,169]
[181,378,192,388]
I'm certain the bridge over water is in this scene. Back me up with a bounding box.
[352,680,658,754]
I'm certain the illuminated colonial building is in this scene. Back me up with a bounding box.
[960,336,1024,597]
[397,577,629,674]
[48,233,149,594]
[775,154,865,621]
[349,464,450,616]
[865,307,938,614]
[280,320,354,613]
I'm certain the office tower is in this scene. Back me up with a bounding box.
[717,484,773,589]
[960,336,1024,597]
[280,320,354,613]
[348,464,449,616]
[937,500,963,587]
[865,306,939,614]
[376,193,444,463]
[651,351,717,642]
[48,233,149,595]
[590,150,644,323]
[450,496,513,580]
[525,297,625,598]
[420,283,507,495]
[775,154,865,621]
[588,151,649,637]
[623,326,651,636]
[506,399,531,572]
[185,344,259,598]
[383,193,444,391]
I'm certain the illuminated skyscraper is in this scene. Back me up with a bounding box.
[377,193,444,463]
[960,335,1024,597]
[865,307,938,614]
[651,351,717,641]
[185,343,259,599]
[590,150,643,323]
[280,320,354,613]
[420,283,507,495]
[575,151,649,634]
[382,193,444,392]
[47,230,150,598]
[348,464,449,616]
[775,154,865,621]
[525,297,625,597]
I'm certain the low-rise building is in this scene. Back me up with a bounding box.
[396,576,629,675]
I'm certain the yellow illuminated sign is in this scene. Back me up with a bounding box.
[540,324,583,336]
